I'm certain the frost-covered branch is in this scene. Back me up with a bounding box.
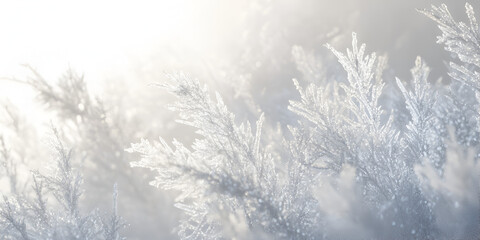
[128,73,320,239]
[0,128,125,239]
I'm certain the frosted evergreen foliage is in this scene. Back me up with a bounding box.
[0,136,19,195]
[419,3,480,90]
[16,65,173,238]
[0,129,124,240]
[292,35,434,239]
[0,1,478,240]
[129,3,480,239]
[127,74,319,239]
[396,57,443,167]
[421,3,480,149]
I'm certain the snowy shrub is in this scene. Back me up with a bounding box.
[128,2,480,239]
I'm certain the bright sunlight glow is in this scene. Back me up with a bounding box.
[0,0,195,79]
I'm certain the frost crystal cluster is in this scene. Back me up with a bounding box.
[128,3,480,240]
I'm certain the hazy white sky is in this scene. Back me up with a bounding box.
[0,0,215,115]
[0,0,192,78]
